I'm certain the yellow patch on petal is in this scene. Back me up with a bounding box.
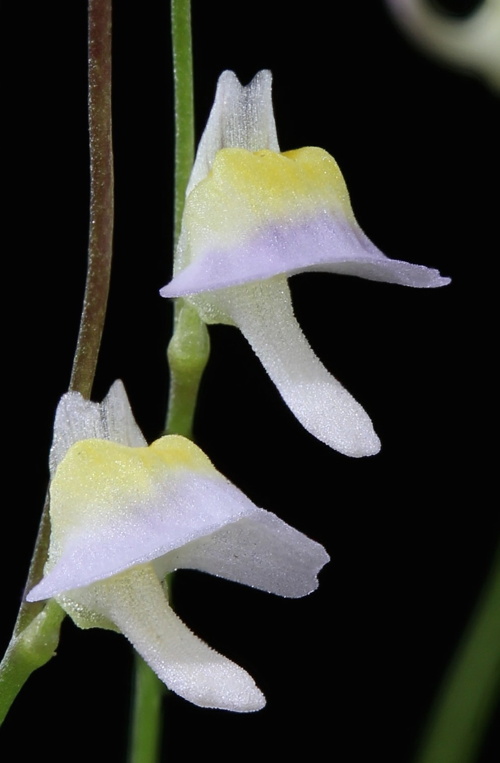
[50,435,216,546]
[218,147,352,216]
[149,435,215,473]
[184,146,355,256]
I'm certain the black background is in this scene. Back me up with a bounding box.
[2,1,499,761]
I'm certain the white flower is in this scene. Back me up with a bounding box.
[27,381,329,712]
[160,71,450,458]
[385,0,500,93]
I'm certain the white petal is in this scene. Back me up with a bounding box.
[49,380,146,475]
[159,508,329,598]
[100,380,147,447]
[28,461,260,601]
[186,70,279,196]
[64,565,266,712]
[193,277,380,458]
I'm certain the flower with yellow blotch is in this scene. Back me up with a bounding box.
[161,70,450,459]
[28,381,329,712]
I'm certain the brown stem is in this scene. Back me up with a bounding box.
[70,0,114,398]
[17,0,114,635]
[1,2,115,726]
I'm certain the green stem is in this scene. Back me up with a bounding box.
[128,655,164,763]
[166,0,209,441]
[0,601,65,726]
[128,2,208,761]
[0,0,114,724]
[171,0,194,253]
[166,299,210,438]
[414,545,500,763]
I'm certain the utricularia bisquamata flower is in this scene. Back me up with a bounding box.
[28,381,329,712]
[161,70,450,458]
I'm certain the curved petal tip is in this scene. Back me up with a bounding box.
[205,278,382,458]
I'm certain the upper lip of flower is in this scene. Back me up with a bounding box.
[159,70,450,459]
[27,380,329,712]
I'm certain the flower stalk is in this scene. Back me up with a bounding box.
[70,0,114,398]
[0,601,64,725]
[165,0,209,440]
[130,0,203,759]
[0,0,114,723]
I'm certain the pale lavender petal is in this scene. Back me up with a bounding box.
[159,508,329,598]
[27,469,259,601]
[162,210,449,298]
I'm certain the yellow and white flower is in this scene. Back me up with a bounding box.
[161,71,450,458]
[28,381,329,712]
